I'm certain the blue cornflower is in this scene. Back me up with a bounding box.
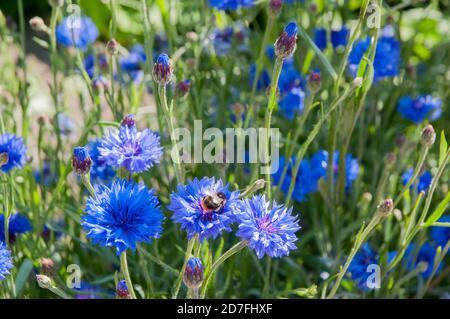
[331,27,349,49]
[0,133,27,173]
[211,27,234,56]
[209,0,254,10]
[86,140,115,183]
[236,195,300,259]
[275,22,298,59]
[266,45,275,60]
[348,33,400,81]
[405,243,443,279]
[0,242,13,281]
[0,213,33,243]
[168,177,240,241]
[116,280,130,299]
[347,243,379,291]
[184,257,204,289]
[153,53,173,85]
[397,95,442,124]
[99,119,163,174]
[81,179,164,255]
[56,16,99,51]
[278,88,305,120]
[83,53,107,79]
[118,45,146,84]
[313,28,327,51]
[74,281,105,299]
[402,168,432,193]
[278,58,304,94]
[33,160,58,186]
[57,113,76,136]
[249,64,271,91]
[72,146,92,176]
[431,216,450,249]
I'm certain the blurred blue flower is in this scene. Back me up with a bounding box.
[402,168,432,193]
[81,179,164,255]
[405,243,443,279]
[431,216,450,249]
[118,45,147,84]
[397,95,442,124]
[0,242,13,281]
[348,33,400,82]
[0,133,27,173]
[331,27,349,49]
[86,140,115,183]
[209,0,254,10]
[33,160,58,186]
[57,113,76,136]
[83,53,108,79]
[347,243,379,291]
[74,281,105,299]
[278,58,304,94]
[56,16,99,51]
[278,87,305,120]
[313,28,327,51]
[99,120,162,174]
[236,195,300,258]
[0,213,33,243]
[211,27,234,56]
[168,177,240,241]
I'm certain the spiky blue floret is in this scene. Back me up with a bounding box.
[86,140,115,183]
[348,34,400,81]
[431,216,450,249]
[314,28,327,51]
[397,95,442,124]
[347,243,379,291]
[404,243,443,279]
[81,179,164,255]
[168,177,240,241]
[235,195,300,259]
[284,22,298,38]
[0,242,13,280]
[0,133,27,173]
[209,0,254,11]
[402,168,432,193]
[0,213,33,243]
[278,88,305,121]
[99,124,162,174]
[331,27,349,48]
[56,16,99,51]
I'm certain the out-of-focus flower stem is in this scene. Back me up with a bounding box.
[120,251,137,299]
[172,236,197,299]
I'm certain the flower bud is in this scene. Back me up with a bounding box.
[29,16,47,32]
[377,198,393,217]
[0,152,9,168]
[106,39,119,55]
[116,280,130,299]
[72,146,92,176]
[40,258,56,277]
[275,22,298,60]
[153,53,173,85]
[36,274,52,289]
[307,70,321,94]
[183,258,204,289]
[421,125,436,147]
[176,80,192,98]
[121,114,136,128]
[393,209,402,221]
[384,152,396,169]
[230,102,245,120]
[269,0,283,17]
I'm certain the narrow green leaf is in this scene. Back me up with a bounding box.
[423,190,450,227]
[439,131,448,166]
[15,259,34,296]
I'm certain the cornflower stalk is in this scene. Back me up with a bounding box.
[120,251,138,299]
[172,236,197,299]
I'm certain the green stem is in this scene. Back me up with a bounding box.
[200,240,248,299]
[172,236,196,299]
[120,251,137,299]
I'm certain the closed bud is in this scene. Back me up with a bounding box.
[106,39,119,55]
[72,146,92,176]
[269,0,283,17]
[40,258,56,277]
[183,258,204,289]
[421,125,436,147]
[362,192,373,203]
[121,114,136,129]
[275,22,298,60]
[0,152,9,168]
[377,198,393,217]
[307,70,321,94]
[177,80,192,98]
[36,274,52,289]
[116,280,130,299]
[153,53,173,85]
[230,102,245,119]
[29,16,47,32]
[384,152,396,169]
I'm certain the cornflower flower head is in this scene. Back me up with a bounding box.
[72,146,92,176]
[235,195,300,259]
[331,27,349,49]
[99,115,163,174]
[431,216,450,249]
[0,242,13,281]
[81,179,164,255]
[55,16,99,51]
[183,257,204,289]
[86,140,115,183]
[209,0,254,11]
[210,27,234,56]
[275,22,298,59]
[347,243,379,291]
[402,168,432,193]
[313,28,327,51]
[0,213,33,243]
[397,95,442,124]
[168,177,240,241]
[278,87,305,121]
[153,53,173,85]
[0,133,27,173]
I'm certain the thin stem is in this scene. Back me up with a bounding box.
[172,236,196,299]
[120,251,137,299]
[200,240,248,299]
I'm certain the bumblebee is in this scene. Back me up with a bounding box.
[200,192,227,213]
